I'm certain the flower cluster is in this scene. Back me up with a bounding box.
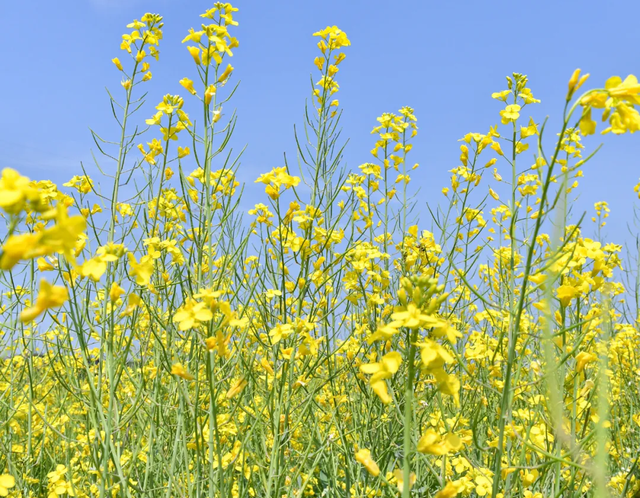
[114,12,163,87]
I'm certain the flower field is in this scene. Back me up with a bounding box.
[2,3,640,497]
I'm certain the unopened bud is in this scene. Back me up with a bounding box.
[567,68,582,99]
[398,288,408,307]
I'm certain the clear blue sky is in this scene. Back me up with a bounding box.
[2,0,639,246]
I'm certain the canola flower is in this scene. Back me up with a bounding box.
[0,475,15,496]
[1,4,640,498]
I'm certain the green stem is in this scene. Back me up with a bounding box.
[403,329,418,498]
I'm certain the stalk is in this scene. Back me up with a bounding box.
[402,329,418,498]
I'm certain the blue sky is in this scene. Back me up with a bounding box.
[1,0,639,247]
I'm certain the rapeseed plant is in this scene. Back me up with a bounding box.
[1,3,640,498]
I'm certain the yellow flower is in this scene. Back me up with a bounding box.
[391,302,441,329]
[518,87,540,104]
[0,474,16,496]
[520,117,538,138]
[109,282,126,303]
[269,323,294,343]
[64,175,94,194]
[355,448,379,476]
[127,19,145,29]
[226,377,248,398]
[366,322,399,344]
[171,363,194,380]
[556,284,579,307]
[37,257,55,271]
[204,84,216,106]
[187,46,201,65]
[313,26,351,50]
[218,64,234,83]
[567,68,589,99]
[603,102,640,135]
[575,351,596,372]
[112,57,123,71]
[0,233,42,270]
[78,256,108,281]
[359,351,402,404]
[38,204,87,266]
[474,475,493,496]
[0,168,39,213]
[202,45,223,66]
[492,89,510,102]
[528,273,546,286]
[128,253,154,286]
[254,167,301,199]
[20,279,69,323]
[182,28,204,43]
[435,481,462,498]
[417,429,461,455]
[173,298,213,330]
[260,357,275,375]
[393,469,416,493]
[420,339,454,370]
[499,104,521,124]
[606,74,640,99]
[179,77,197,95]
[491,141,504,156]
[205,330,231,358]
[121,293,141,317]
[579,107,597,136]
[97,243,127,261]
[145,111,163,127]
